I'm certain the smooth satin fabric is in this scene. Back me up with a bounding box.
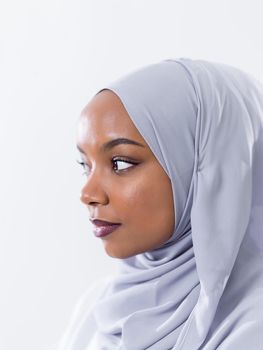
[60,58,263,349]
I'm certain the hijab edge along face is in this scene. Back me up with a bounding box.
[95,87,180,250]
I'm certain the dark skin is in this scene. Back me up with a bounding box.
[76,90,175,259]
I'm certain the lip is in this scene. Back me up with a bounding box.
[89,219,122,238]
[90,219,121,226]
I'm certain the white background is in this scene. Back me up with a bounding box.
[1,0,263,349]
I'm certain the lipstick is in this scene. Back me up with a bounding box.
[90,219,121,238]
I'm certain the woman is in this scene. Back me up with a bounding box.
[51,58,263,349]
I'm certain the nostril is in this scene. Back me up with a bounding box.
[79,192,99,206]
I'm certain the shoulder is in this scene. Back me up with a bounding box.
[204,290,263,350]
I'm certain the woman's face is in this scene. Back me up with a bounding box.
[76,90,175,259]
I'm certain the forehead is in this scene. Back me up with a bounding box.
[77,90,147,145]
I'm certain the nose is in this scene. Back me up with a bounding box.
[80,173,109,206]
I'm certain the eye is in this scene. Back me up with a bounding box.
[76,159,90,176]
[76,157,138,176]
[112,157,137,172]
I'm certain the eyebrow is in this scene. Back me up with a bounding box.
[76,137,145,154]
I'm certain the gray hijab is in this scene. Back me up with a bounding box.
[90,58,263,349]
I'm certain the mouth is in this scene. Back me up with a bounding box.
[90,219,122,238]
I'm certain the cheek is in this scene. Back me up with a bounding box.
[111,177,151,217]
[111,171,174,231]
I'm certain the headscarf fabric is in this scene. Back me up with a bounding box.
[83,58,263,349]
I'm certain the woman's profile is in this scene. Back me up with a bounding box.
[50,58,263,349]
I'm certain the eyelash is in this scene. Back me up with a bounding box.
[76,157,138,176]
